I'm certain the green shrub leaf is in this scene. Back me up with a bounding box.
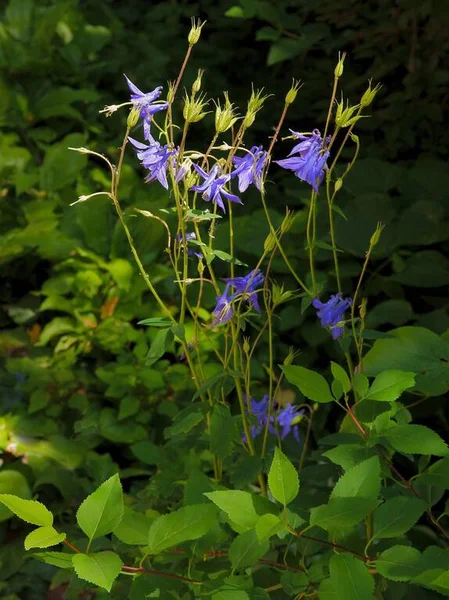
[268,447,299,506]
[76,474,123,541]
[0,494,53,527]
[72,551,122,592]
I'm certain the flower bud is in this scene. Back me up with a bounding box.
[285,79,302,106]
[335,96,363,128]
[360,80,382,108]
[243,87,270,129]
[166,82,175,104]
[183,92,210,123]
[192,69,204,95]
[334,52,346,78]
[334,178,343,192]
[243,337,250,354]
[280,208,296,234]
[127,106,140,128]
[264,232,276,253]
[215,92,239,133]
[369,222,385,248]
[284,347,296,366]
[188,18,205,46]
[359,298,367,321]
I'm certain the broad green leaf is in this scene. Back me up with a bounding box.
[113,507,151,545]
[204,490,276,533]
[384,424,448,456]
[331,362,351,393]
[331,456,380,501]
[365,370,415,401]
[268,447,299,506]
[373,496,427,539]
[417,457,449,488]
[255,514,285,541]
[210,404,237,460]
[33,551,74,569]
[72,551,122,592]
[24,526,66,550]
[145,328,173,366]
[318,578,338,599]
[329,554,375,600]
[0,471,31,522]
[76,474,124,541]
[282,365,334,403]
[147,504,216,554]
[165,406,204,437]
[353,373,369,398]
[376,546,422,581]
[323,445,376,471]
[0,494,53,526]
[212,591,249,600]
[310,498,377,533]
[363,326,449,396]
[40,133,87,192]
[228,530,269,570]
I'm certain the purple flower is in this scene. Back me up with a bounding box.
[276,129,330,193]
[191,164,242,213]
[177,232,203,259]
[243,395,276,442]
[312,293,352,339]
[128,133,176,189]
[277,403,304,442]
[224,269,264,313]
[212,284,235,326]
[232,146,267,192]
[124,75,168,120]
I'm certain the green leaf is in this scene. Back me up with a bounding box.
[210,404,237,460]
[331,362,351,394]
[72,551,122,592]
[417,457,449,488]
[329,554,375,600]
[331,457,381,501]
[147,504,216,554]
[137,317,173,328]
[376,546,422,581]
[212,591,249,600]
[228,530,269,570]
[384,424,448,456]
[255,513,285,541]
[113,507,151,545]
[209,249,247,266]
[365,370,415,401]
[323,445,376,471]
[282,365,334,403]
[0,495,53,526]
[363,326,449,396]
[24,526,66,550]
[40,133,87,192]
[204,490,276,533]
[372,496,427,539]
[225,6,245,18]
[29,389,50,414]
[353,373,369,398]
[76,474,124,542]
[310,498,377,533]
[0,471,31,522]
[145,327,173,366]
[268,447,299,506]
[33,551,74,570]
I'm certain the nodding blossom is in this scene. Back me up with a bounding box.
[124,75,168,121]
[232,146,267,192]
[191,164,242,213]
[312,293,352,339]
[211,269,264,326]
[242,395,304,443]
[128,134,176,189]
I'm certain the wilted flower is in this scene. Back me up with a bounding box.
[128,134,176,189]
[277,403,304,442]
[276,129,330,193]
[312,293,352,339]
[191,164,242,213]
[224,269,264,312]
[124,75,168,121]
[232,146,267,192]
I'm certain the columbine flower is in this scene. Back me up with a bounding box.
[191,164,242,213]
[232,146,267,192]
[211,284,235,326]
[276,129,330,193]
[224,269,264,312]
[277,403,304,442]
[177,232,203,259]
[124,75,168,121]
[128,133,176,189]
[312,293,352,339]
[243,395,276,442]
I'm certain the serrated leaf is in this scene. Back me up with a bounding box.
[282,365,334,403]
[268,447,299,506]
[137,318,173,327]
[376,545,422,581]
[33,551,74,569]
[331,362,351,393]
[204,490,277,533]
[384,424,449,456]
[113,507,151,545]
[228,529,269,570]
[145,327,173,366]
[365,370,415,401]
[76,474,123,541]
[255,513,285,541]
[417,457,449,488]
[331,457,380,501]
[72,551,122,592]
[329,553,375,600]
[147,504,216,554]
[372,496,427,539]
[310,498,377,533]
[24,526,66,550]
[0,495,53,526]
[210,403,237,460]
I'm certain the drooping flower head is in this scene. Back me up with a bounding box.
[242,396,304,443]
[242,395,276,442]
[176,232,203,259]
[232,146,267,192]
[124,75,168,121]
[312,293,352,339]
[224,269,264,312]
[191,164,242,213]
[128,134,176,189]
[211,283,235,326]
[276,129,330,193]
[277,403,304,442]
